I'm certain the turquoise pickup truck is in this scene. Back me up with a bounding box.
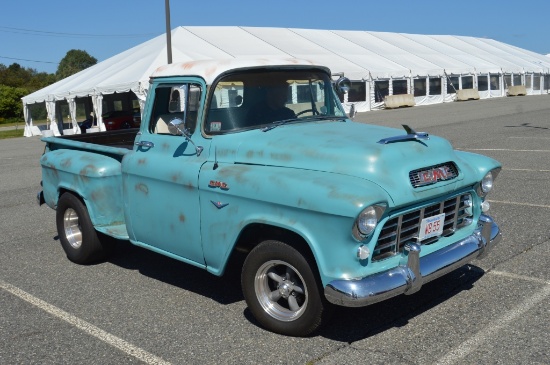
[38,58,501,336]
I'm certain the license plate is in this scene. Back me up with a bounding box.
[419,213,445,241]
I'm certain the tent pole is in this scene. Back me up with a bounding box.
[165,0,172,64]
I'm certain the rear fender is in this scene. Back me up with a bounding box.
[40,149,124,227]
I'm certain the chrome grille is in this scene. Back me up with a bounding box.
[409,162,459,188]
[373,193,473,261]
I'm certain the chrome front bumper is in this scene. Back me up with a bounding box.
[324,214,501,307]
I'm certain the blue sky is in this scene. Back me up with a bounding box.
[1,0,549,74]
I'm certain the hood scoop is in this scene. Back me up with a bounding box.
[377,125,430,145]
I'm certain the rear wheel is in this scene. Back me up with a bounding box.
[56,193,111,264]
[241,240,331,336]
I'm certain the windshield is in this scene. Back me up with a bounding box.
[204,68,346,134]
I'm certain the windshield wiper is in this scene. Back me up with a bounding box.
[261,117,301,132]
[261,115,346,132]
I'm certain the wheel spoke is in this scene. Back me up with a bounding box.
[267,271,284,284]
[288,295,300,311]
[291,284,304,295]
[269,290,282,302]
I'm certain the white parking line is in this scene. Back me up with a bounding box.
[509,136,550,140]
[489,270,550,285]
[488,200,550,209]
[505,168,550,172]
[0,280,171,365]
[435,272,550,365]
[460,148,550,152]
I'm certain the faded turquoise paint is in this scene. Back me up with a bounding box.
[218,122,500,208]
[40,65,502,289]
[121,75,209,266]
[199,161,391,282]
[40,148,128,238]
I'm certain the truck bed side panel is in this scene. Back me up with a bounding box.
[40,149,126,231]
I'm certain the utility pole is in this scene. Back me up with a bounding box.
[165,0,172,64]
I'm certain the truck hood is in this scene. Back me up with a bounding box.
[212,120,472,207]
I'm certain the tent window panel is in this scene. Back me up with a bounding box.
[75,101,87,120]
[28,103,48,123]
[513,75,522,86]
[504,75,512,88]
[478,76,488,91]
[60,103,70,123]
[447,77,459,94]
[544,75,550,90]
[375,81,389,103]
[211,82,244,109]
[113,100,123,111]
[533,75,540,90]
[348,82,366,102]
[490,75,500,90]
[414,79,426,96]
[525,75,532,88]
[392,80,408,95]
[462,76,474,89]
[429,78,442,95]
[297,85,316,103]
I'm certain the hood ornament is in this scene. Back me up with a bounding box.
[377,125,430,145]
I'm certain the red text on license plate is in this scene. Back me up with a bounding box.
[419,213,445,241]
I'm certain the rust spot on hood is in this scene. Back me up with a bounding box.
[80,164,97,176]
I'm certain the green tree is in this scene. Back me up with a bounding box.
[0,63,55,89]
[56,49,97,81]
[0,85,28,121]
[0,62,57,123]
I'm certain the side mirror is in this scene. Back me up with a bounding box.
[335,77,351,94]
[168,117,203,156]
[168,117,185,136]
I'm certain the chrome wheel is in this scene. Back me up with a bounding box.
[254,260,308,322]
[63,208,82,249]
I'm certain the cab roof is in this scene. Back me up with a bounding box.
[150,58,330,85]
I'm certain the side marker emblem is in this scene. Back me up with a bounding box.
[211,201,229,209]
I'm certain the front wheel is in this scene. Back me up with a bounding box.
[56,193,111,264]
[241,240,331,336]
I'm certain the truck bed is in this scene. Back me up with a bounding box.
[42,129,138,160]
[60,129,139,149]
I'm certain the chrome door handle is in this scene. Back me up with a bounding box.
[135,141,155,148]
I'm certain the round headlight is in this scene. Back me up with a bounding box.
[481,171,494,194]
[357,206,378,236]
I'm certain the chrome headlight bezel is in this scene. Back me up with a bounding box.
[477,168,501,198]
[352,204,386,241]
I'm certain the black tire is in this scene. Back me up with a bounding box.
[241,240,331,336]
[56,193,111,264]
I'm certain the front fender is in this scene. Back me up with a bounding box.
[199,162,391,284]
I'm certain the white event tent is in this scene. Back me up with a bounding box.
[22,26,550,137]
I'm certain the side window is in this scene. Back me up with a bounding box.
[150,83,202,135]
[205,82,244,133]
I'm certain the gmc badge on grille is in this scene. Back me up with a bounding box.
[418,166,453,186]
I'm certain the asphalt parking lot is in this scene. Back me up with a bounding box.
[1,94,549,364]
